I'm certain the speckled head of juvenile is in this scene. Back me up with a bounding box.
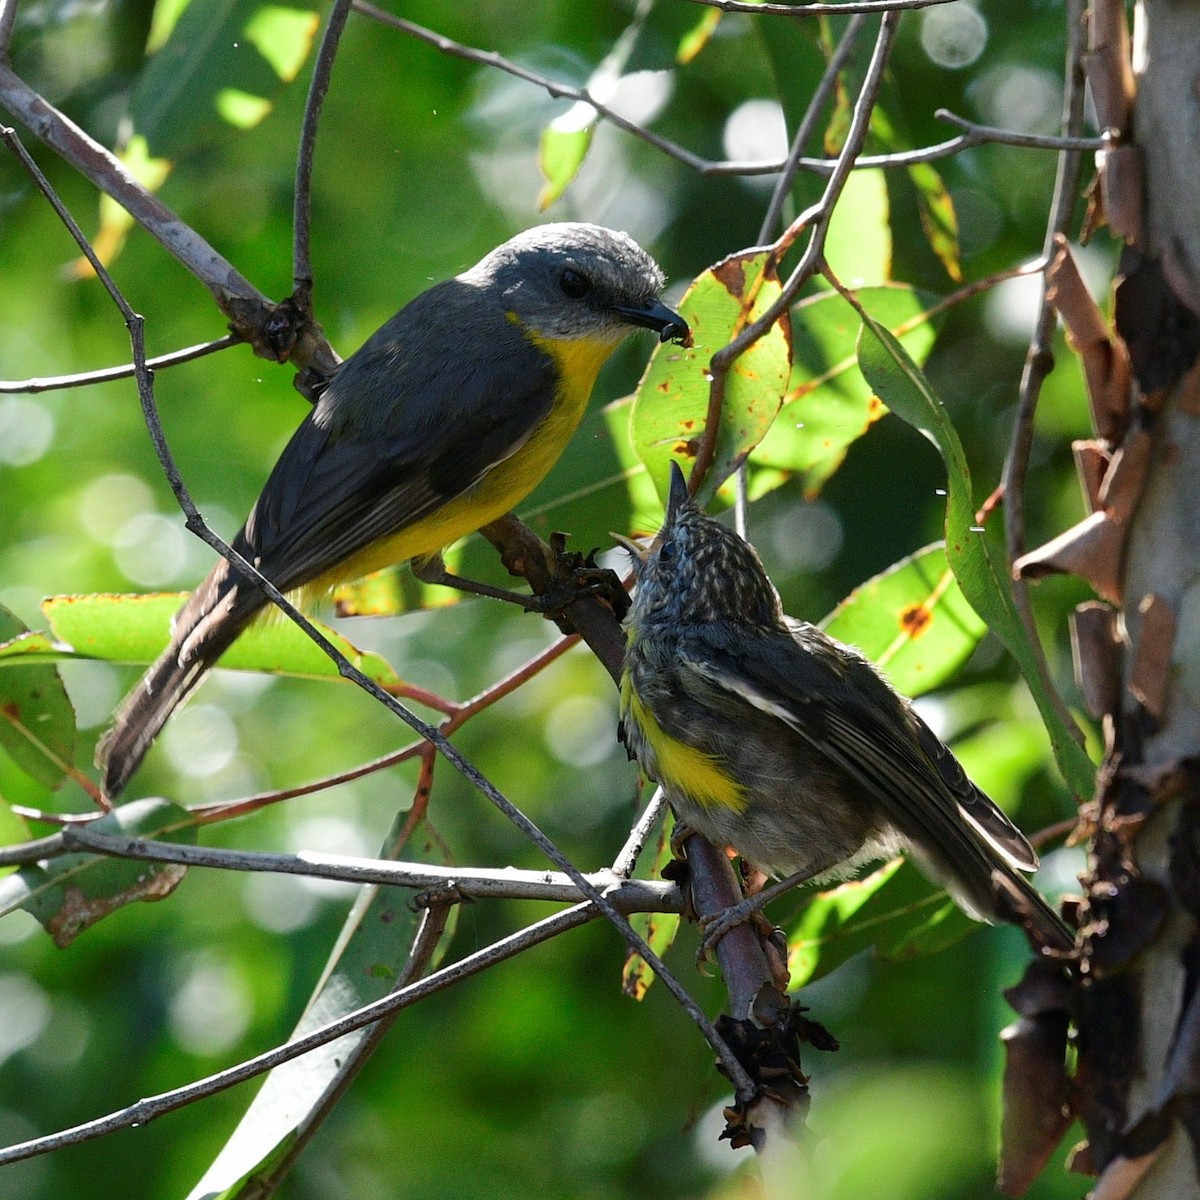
[614,461,783,632]
[463,223,690,347]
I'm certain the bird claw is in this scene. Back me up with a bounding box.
[522,539,630,624]
[698,895,777,953]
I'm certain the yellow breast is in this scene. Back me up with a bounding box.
[315,330,620,588]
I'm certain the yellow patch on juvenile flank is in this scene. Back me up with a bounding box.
[623,679,746,813]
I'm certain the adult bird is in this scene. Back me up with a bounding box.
[99,223,689,797]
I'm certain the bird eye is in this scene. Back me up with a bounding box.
[659,540,676,562]
[559,268,591,299]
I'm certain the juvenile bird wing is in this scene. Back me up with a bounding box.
[242,299,559,591]
[907,708,1038,870]
[682,623,1038,881]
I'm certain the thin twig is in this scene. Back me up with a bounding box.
[294,0,354,306]
[760,14,869,241]
[680,0,952,12]
[611,788,668,879]
[0,901,604,1166]
[934,108,1106,152]
[819,129,1104,171]
[1001,0,1091,758]
[0,0,18,54]
[692,10,902,491]
[686,0,955,10]
[0,832,66,867]
[1029,815,1077,851]
[0,335,241,394]
[189,628,578,821]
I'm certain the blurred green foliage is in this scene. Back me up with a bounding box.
[0,0,1106,1196]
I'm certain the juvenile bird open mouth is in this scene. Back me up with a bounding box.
[610,531,649,561]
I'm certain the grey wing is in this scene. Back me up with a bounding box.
[685,625,1038,877]
[238,290,558,591]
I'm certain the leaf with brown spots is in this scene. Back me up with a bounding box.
[632,250,792,506]
[820,542,986,699]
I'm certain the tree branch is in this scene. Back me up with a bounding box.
[681,0,954,13]
[59,824,683,910]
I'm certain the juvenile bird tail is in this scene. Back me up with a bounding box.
[992,867,1075,953]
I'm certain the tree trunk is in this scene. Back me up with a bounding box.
[1078,0,1200,1195]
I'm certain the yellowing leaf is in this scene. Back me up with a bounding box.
[632,251,792,506]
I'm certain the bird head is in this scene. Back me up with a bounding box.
[614,461,783,632]
[466,223,690,347]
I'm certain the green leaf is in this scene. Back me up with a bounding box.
[0,799,196,946]
[820,543,986,699]
[856,320,1095,799]
[131,0,320,159]
[40,594,406,688]
[0,605,77,790]
[823,168,892,286]
[751,283,942,495]
[908,162,962,283]
[676,7,722,62]
[538,123,595,211]
[187,815,454,1198]
[536,0,653,208]
[787,858,973,988]
[632,251,792,506]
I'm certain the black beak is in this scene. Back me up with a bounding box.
[665,460,691,524]
[612,297,690,345]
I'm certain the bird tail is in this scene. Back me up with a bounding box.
[97,639,210,799]
[96,570,257,799]
[991,868,1075,953]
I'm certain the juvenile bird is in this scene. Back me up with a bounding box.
[616,462,1072,951]
[99,224,688,797]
